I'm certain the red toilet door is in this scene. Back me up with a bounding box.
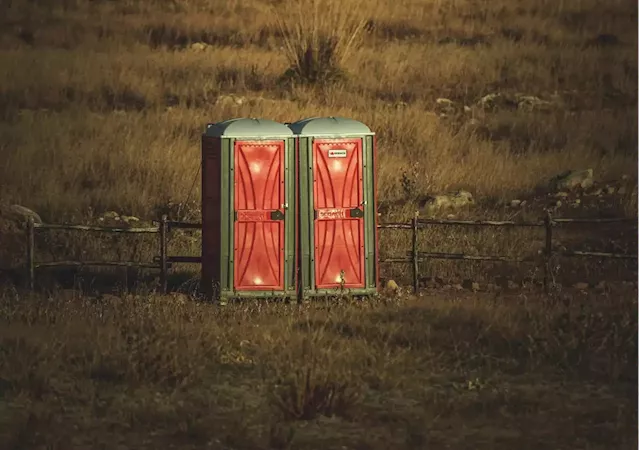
[312,139,365,289]
[233,141,285,291]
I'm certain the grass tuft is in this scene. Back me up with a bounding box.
[270,364,360,421]
[272,0,368,84]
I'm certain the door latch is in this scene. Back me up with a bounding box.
[270,210,285,220]
[349,208,364,218]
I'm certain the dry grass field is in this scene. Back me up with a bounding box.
[0,0,638,283]
[0,0,638,448]
[0,287,637,449]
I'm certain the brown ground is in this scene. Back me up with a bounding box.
[0,287,637,450]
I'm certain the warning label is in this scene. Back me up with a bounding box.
[328,149,347,158]
[317,208,347,220]
[237,211,269,221]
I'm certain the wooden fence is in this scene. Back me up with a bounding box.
[378,212,636,293]
[24,212,637,294]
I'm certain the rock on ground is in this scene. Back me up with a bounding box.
[0,204,43,225]
[216,94,245,106]
[189,42,210,51]
[418,190,474,213]
[435,98,458,115]
[385,279,399,292]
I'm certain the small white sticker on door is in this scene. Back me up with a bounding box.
[328,149,347,158]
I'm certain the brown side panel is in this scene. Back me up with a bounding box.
[201,135,222,298]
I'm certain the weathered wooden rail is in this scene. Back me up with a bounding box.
[24,212,637,295]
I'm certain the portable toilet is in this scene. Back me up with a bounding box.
[201,118,297,302]
[288,117,379,299]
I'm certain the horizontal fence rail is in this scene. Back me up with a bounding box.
[24,213,637,295]
[165,221,203,230]
[415,218,545,227]
[34,223,160,233]
[34,261,161,269]
[414,252,537,263]
[561,250,637,259]
[25,217,168,290]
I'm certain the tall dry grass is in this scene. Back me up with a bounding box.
[272,0,369,83]
[0,0,637,282]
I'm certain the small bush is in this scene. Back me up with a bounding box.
[272,0,368,84]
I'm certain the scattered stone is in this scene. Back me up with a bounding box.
[477,93,504,110]
[605,185,616,195]
[550,169,594,191]
[573,282,589,290]
[102,211,120,220]
[418,190,474,212]
[573,199,581,206]
[435,97,465,116]
[190,42,210,51]
[216,94,245,106]
[0,204,43,225]
[510,199,522,207]
[588,188,603,196]
[436,98,455,107]
[554,191,569,198]
[385,279,399,293]
[121,215,140,223]
[517,95,553,112]
[452,283,464,291]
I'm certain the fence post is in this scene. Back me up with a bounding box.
[159,214,168,294]
[412,214,419,293]
[543,211,553,295]
[26,217,35,290]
